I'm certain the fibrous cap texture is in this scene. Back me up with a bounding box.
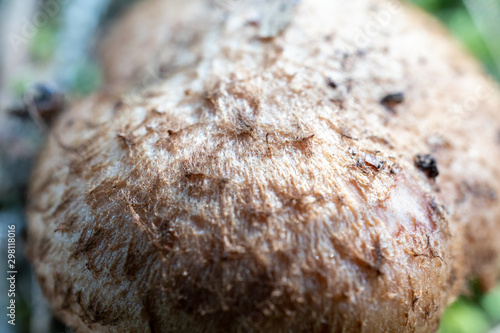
[28,0,500,332]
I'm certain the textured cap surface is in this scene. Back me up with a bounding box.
[28,0,500,332]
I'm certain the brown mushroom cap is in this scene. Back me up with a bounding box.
[28,0,500,332]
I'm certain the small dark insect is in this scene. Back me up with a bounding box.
[327,77,337,89]
[415,154,439,179]
[380,92,405,111]
[8,83,64,126]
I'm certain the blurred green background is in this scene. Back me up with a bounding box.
[412,0,500,81]
[0,0,499,332]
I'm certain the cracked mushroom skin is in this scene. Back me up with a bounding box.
[27,0,500,332]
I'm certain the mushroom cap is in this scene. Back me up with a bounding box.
[28,0,500,332]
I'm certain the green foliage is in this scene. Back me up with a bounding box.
[29,22,58,63]
[438,297,491,333]
[410,0,500,80]
[72,60,103,96]
[481,284,500,324]
[9,76,34,98]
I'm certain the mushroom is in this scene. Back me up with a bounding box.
[27,0,500,332]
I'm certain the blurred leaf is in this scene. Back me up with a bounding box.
[17,294,32,333]
[8,76,34,98]
[410,0,464,11]
[480,283,500,324]
[438,297,490,333]
[410,0,442,12]
[29,23,58,63]
[443,8,493,62]
[72,61,102,95]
